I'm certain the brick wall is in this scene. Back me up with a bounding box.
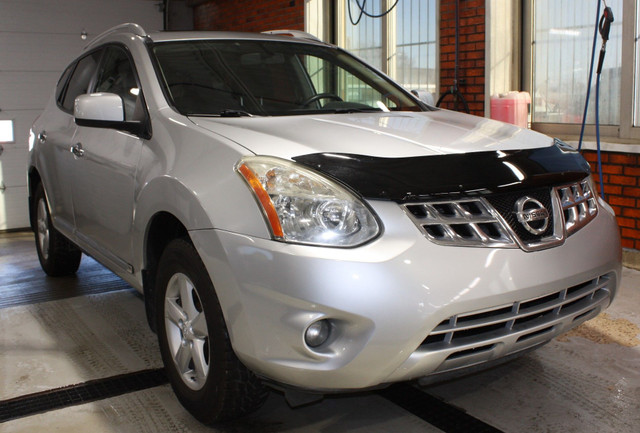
[583,150,640,250]
[439,0,485,116]
[192,0,304,32]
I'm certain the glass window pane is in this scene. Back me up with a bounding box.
[532,0,623,125]
[95,47,142,121]
[62,51,101,112]
[0,120,14,143]
[344,0,383,69]
[393,0,437,94]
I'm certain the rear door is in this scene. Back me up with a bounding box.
[36,51,101,238]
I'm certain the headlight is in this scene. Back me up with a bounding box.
[236,156,380,247]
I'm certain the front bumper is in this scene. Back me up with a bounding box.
[190,199,621,391]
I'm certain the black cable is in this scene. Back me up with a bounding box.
[348,0,365,25]
[163,0,169,31]
[348,0,400,26]
[435,0,470,113]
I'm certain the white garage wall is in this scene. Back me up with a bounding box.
[0,0,163,230]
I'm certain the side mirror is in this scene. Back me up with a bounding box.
[74,93,149,138]
[75,93,125,122]
[411,89,435,107]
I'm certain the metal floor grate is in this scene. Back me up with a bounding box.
[0,369,168,423]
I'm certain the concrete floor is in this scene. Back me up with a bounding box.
[1,231,638,432]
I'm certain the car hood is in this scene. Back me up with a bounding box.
[190,110,589,199]
[190,110,554,159]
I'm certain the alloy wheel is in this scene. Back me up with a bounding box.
[164,272,210,390]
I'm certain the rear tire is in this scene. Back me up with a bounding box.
[34,184,81,276]
[155,238,267,423]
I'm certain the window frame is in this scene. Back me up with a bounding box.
[334,0,440,97]
[58,49,103,114]
[523,0,639,141]
[56,43,152,139]
[94,45,148,122]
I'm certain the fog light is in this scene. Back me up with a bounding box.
[304,320,330,348]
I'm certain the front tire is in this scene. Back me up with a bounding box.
[33,183,81,276]
[156,238,267,423]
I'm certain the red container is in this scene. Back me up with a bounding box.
[490,91,531,128]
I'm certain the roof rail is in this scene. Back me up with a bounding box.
[84,23,147,50]
[261,29,321,42]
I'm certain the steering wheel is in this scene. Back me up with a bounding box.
[301,93,343,107]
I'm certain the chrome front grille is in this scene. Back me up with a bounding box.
[419,274,612,371]
[403,199,516,248]
[556,179,598,235]
[401,178,598,251]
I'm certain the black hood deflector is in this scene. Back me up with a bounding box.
[293,143,590,201]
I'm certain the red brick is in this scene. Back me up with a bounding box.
[463,51,485,60]
[465,68,484,77]
[609,153,638,165]
[621,227,640,240]
[583,150,609,163]
[440,61,455,70]
[465,86,484,94]
[464,0,485,8]
[608,196,636,207]
[623,165,640,176]
[440,2,455,12]
[440,28,456,38]
[440,44,456,54]
[461,17,484,27]
[194,0,304,31]
[601,164,623,174]
[617,217,636,229]
[621,238,635,249]
[622,207,640,219]
[609,175,637,186]
[622,186,640,198]
[604,185,622,195]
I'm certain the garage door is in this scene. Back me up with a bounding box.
[0,0,163,230]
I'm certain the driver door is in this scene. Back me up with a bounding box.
[70,45,145,274]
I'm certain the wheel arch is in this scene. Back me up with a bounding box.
[141,210,190,332]
[133,169,269,332]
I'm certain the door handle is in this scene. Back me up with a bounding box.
[38,131,47,143]
[70,142,85,158]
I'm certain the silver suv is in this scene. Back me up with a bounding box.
[28,23,622,423]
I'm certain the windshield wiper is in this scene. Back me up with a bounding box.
[218,109,252,117]
[330,108,381,114]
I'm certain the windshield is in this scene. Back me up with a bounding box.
[151,39,424,116]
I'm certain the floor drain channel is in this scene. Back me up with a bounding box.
[380,384,505,433]
[0,368,167,423]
